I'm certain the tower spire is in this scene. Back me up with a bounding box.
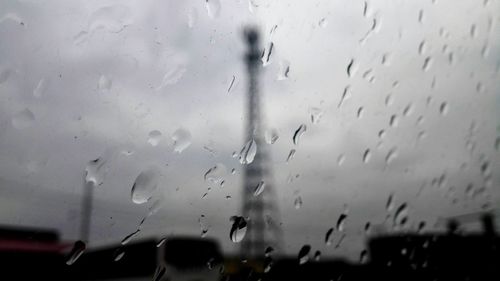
[240,27,282,258]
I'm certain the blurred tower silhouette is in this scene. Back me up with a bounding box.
[240,27,282,258]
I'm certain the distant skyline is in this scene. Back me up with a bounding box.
[0,0,499,261]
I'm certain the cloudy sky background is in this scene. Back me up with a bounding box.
[0,0,499,260]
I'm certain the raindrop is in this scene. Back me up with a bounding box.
[293,124,307,145]
[385,94,394,106]
[156,237,166,247]
[336,213,348,231]
[227,75,236,92]
[298,245,311,265]
[262,42,274,66]
[314,251,321,261]
[131,167,160,204]
[417,221,426,233]
[204,163,226,184]
[448,52,455,65]
[286,149,296,163]
[378,130,386,139]
[389,115,398,127]
[205,0,221,19]
[439,102,449,116]
[309,107,323,124]
[386,193,395,212]
[147,130,162,146]
[113,248,125,261]
[470,24,477,38]
[253,181,266,196]
[33,78,48,98]
[265,129,279,144]
[385,147,398,165]
[338,86,352,108]
[337,154,345,166]
[98,75,112,91]
[360,250,368,264]
[277,60,290,80]
[481,44,490,58]
[152,266,166,281]
[422,57,433,71]
[294,196,303,209]
[121,229,140,245]
[362,149,371,163]
[346,58,358,78]
[325,228,334,245]
[418,40,426,55]
[265,246,274,257]
[172,128,192,153]
[357,107,364,119]
[66,240,86,265]
[394,203,409,227]
[402,103,413,116]
[418,9,424,23]
[318,18,328,28]
[364,222,371,235]
[84,156,109,187]
[382,53,392,66]
[157,64,187,89]
[363,1,369,17]
[229,216,247,243]
[199,215,209,238]
[264,256,273,272]
[239,139,257,164]
[12,108,35,129]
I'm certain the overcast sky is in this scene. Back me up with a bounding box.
[0,0,499,261]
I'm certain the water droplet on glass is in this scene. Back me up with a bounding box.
[298,245,311,265]
[253,181,266,196]
[293,124,307,145]
[265,129,279,144]
[386,193,395,212]
[147,130,162,146]
[394,203,409,227]
[66,240,86,265]
[314,250,321,261]
[187,8,198,28]
[98,75,112,92]
[357,107,364,119]
[338,86,351,108]
[286,149,296,163]
[309,107,323,124]
[363,1,369,17]
[131,167,160,204]
[113,248,125,261]
[385,147,398,165]
[294,196,303,209]
[325,228,334,246]
[157,64,187,89]
[204,163,226,184]
[229,216,247,243]
[418,40,426,55]
[227,75,236,93]
[265,246,274,257]
[389,114,398,127]
[172,128,192,153]
[439,102,448,116]
[402,103,413,117]
[239,139,257,164]
[364,222,371,235]
[360,250,368,264]
[152,266,166,281]
[336,213,347,232]
[277,60,290,80]
[12,108,35,129]
[385,93,394,106]
[33,78,48,98]
[422,56,433,71]
[337,154,346,166]
[347,58,358,78]
[382,53,392,66]
[418,9,424,23]
[470,24,477,38]
[84,156,110,187]
[121,229,140,245]
[264,256,273,272]
[156,237,166,247]
[205,0,221,19]
[318,18,328,28]
[362,149,371,163]
[262,42,274,66]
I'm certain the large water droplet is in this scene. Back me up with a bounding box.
[204,163,226,184]
[205,0,221,19]
[293,124,307,145]
[229,216,247,243]
[253,180,266,196]
[325,228,334,246]
[362,149,371,163]
[298,245,311,265]
[98,75,112,92]
[148,130,162,146]
[239,139,257,164]
[286,149,296,163]
[33,78,48,98]
[12,108,35,129]
[172,128,192,153]
[336,213,347,232]
[66,240,86,265]
[131,167,160,204]
[121,229,140,245]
